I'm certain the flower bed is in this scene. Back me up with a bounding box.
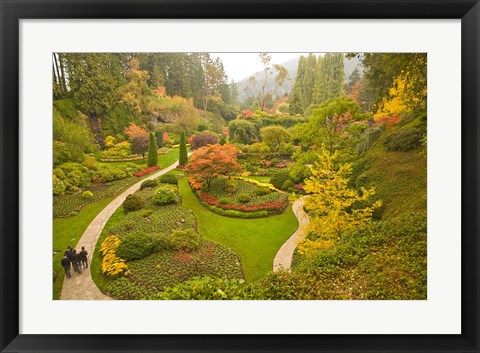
[135,166,160,177]
[53,177,137,218]
[100,183,244,300]
[193,177,289,218]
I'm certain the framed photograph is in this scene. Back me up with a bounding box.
[1,0,479,352]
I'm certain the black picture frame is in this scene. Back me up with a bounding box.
[1,1,479,352]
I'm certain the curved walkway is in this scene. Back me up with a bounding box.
[273,196,310,272]
[60,161,181,300]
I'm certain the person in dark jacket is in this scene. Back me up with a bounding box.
[79,246,88,268]
[65,246,74,262]
[72,249,82,274]
[61,255,71,278]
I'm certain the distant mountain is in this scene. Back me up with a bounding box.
[236,54,363,102]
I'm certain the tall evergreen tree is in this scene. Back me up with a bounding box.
[289,56,306,115]
[179,132,188,166]
[147,132,158,167]
[301,53,317,112]
[155,130,163,148]
[313,53,345,105]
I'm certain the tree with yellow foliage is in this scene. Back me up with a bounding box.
[298,148,382,254]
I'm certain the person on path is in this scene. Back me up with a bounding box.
[61,255,71,278]
[72,249,82,274]
[80,247,88,269]
[65,246,74,262]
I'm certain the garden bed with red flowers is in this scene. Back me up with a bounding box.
[134,165,161,177]
[192,177,289,218]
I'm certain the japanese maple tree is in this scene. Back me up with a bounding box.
[185,144,242,189]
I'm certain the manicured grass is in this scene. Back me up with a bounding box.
[101,147,180,168]
[52,196,114,299]
[90,205,127,293]
[178,178,298,282]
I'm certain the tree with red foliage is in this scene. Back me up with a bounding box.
[185,144,242,189]
[189,133,219,150]
[124,122,147,140]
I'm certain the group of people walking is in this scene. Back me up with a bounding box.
[61,246,88,278]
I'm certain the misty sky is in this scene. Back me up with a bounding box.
[212,53,301,82]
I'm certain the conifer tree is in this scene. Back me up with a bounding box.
[147,132,158,167]
[179,132,188,166]
[155,130,163,148]
[313,53,345,105]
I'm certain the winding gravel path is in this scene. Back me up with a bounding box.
[60,161,181,300]
[273,196,310,272]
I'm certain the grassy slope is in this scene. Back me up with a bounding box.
[358,134,427,219]
[53,197,114,299]
[291,124,428,299]
[178,178,298,282]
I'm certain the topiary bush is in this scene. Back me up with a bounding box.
[383,127,423,152]
[82,190,94,199]
[115,231,155,261]
[153,186,179,205]
[237,193,252,203]
[270,170,291,190]
[123,194,145,213]
[140,179,158,190]
[159,173,178,185]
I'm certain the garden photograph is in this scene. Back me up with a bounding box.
[52,52,427,300]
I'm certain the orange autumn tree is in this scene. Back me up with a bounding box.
[185,144,242,189]
[124,122,147,140]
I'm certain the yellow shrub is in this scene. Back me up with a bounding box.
[100,235,128,277]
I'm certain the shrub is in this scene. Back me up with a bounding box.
[383,127,423,151]
[281,179,294,191]
[224,179,238,193]
[190,132,219,150]
[140,179,158,190]
[255,186,271,196]
[237,193,252,203]
[159,173,178,185]
[153,186,179,205]
[270,170,290,190]
[116,231,155,261]
[170,228,200,252]
[123,194,145,213]
[82,190,94,199]
[53,175,66,195]
[219,197,230,205]
[99,235,128,277]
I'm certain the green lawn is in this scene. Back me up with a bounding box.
[178,178,298,282]
[53,196,114,299]
[101,147,180,168]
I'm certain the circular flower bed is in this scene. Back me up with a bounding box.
[195,177,289,218]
